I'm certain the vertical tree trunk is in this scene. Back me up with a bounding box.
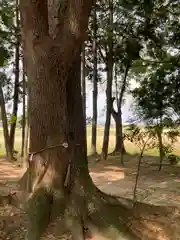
[81,43,87,147]
[9,1,20,153]
[157,124,164,171]
[0,84,13,161]
[91,3,98,156]
[21,57,26,157]
[101,0,113,160]
[112,111,125,154]
[111,64,130,158]
[81,44,86,121]
[23,108,29,159]
[19,1,93,239]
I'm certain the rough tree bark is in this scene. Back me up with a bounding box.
[9,0,20,153]
[101,0,113,161]
[20,1,93,239]
[19,1,180,240]
[91,3,98,156]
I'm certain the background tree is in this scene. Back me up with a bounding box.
[132,64,180,170]
[101,0,114,160]
[0,73,12,160]
[91,2,98,156]
[20,57,27,158]
[0,0,18,160]
[9,0,20,154]
[81,43,87,143]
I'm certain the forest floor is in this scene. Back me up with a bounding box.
[0,154,179,239]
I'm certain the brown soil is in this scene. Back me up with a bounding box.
[0,154,179,239]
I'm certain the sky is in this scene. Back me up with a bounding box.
[86,80,135,125]
[14,80,134,125]
[5,63,136,125]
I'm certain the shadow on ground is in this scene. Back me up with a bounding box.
[88,154,180,207]
[0,155,179,239]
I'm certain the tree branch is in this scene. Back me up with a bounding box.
[88,34,107,63]
[19,0,49,44]
[98,47,107,63]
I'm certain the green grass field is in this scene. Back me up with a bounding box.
[0,126,180,157]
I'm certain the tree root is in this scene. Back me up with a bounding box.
[85,190,180,240]
[21,182,180,240]
[0,192,20,207]
[19,159,180,240]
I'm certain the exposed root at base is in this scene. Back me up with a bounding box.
[0,192,19,207]
[84,190,180,240]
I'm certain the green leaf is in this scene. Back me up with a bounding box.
[8,115,17,124]
[0,47,10,67]
[1,12,10,26]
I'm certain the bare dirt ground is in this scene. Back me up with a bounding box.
[0,155,179,239]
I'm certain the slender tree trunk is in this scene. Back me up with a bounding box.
[81,43,87,150]
[22,93,30,168]
[9,1,20,153]
[157,124,164,171]
[91,3,98,156]
[111,64,130,157]
[24,113,29,157]
[21,57,26,157]
[0,84,13,161]
[22,58,30,160]
[112,111,125,154]
[81,44,86,122]
[101,0,113,161]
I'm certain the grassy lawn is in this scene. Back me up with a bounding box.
[0,126,180,157]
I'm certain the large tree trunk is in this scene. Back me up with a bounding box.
[91,3,98,156]
[0,84,13,161]
[19,1,180,239]
[10,1,20,153]
[19,1,93,239]
[101,0,113,161]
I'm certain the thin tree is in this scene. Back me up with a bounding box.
[9,0,20,153]
[91,2,98,156]
[101,0,113,160]
[111,63,129,157]
[20,56,26,158]
[0,76,12,161]
[81,44,86,124]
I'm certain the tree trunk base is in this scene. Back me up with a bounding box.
[89,152,99,158]
[110,149,126,156]
[21,167,180,240]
